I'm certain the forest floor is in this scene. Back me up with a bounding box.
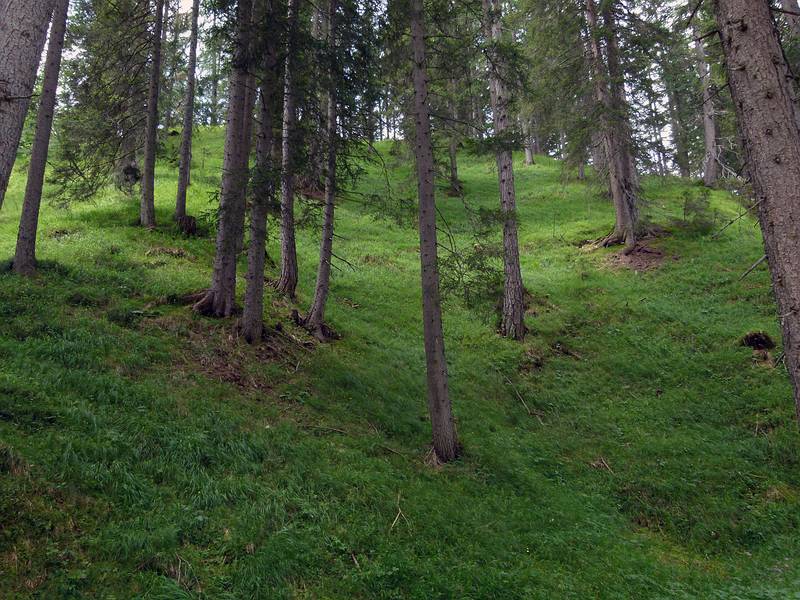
[0,129,798,598]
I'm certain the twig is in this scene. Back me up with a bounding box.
[738,255,767,281]
[380,445,405,457]
[389,491,409,532]
[684,0,705,29]
[712,199,761,239]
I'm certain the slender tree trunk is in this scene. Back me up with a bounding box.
[586,0,637,251]
[13,0,68,275]
[713,0,800,422]
[448,139,460,191]
[242,88,274,342]
[234,72,257,255]
[523,120,534,165]
[410,0,459,463]
[305,0,338,338]
[162,0,181,131]
[175,0,200,224]
[664,80,690,177]
[210,14,220,127]
[275,0,301,298]
[693,23,719,187]
[482,0,525,340]
[0,0,55,208]
[242,0,280,343]
[193,0,253,317]
[140,0,165,228]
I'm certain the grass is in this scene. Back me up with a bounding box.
[0,128,798,598]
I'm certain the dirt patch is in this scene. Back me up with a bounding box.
[606,242,672,272]
[144,315,310,392]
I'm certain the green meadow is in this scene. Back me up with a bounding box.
[0,129,798,598]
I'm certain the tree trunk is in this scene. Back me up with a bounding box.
[693,23,719,187]
[305,0,338,339]
[0,0,55,208]
[234,72,257,256]
[275,0,301,298]
[175,0,200,223]
[713,0,800,422]
[140,0,165,228]
[162,0,181,131]
[482,0,525,340]
[242,0,280,343]
[210,13,220,127]
[193,0,253,318]
[664,79,690,177]
[586,0,637,251]
[410,0,459,463]
[13,0,69,275]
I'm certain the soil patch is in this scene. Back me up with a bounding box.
[606,242,672,272]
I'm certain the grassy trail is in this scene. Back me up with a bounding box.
[0,131,798,598]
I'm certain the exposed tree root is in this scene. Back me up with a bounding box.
[191,289,238,318]
[291,309,340,342]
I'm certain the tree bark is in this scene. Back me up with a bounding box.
[482,0,525,340]
[523,120,535,166]
[586,0,638,251]
[693,23,719,187]
[713,0,800,422]
[175,0,200,222]
[234,72,257,256]
[275,0,301,298]
[209,13,220,127]
[13,0,69,276]
[193,0,253,317]
[664,77,690,177]
[0,0,55,208]
[140,0,165,228]
[305,0,338,339]
[410,0,459,463]
[241,0,280,344]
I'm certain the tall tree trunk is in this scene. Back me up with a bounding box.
[482,0,525,340]
[234,72,257,256]
[713,0,800,422]
[275,0,301,298]
[210,13,220,126]
[13,0,69,275]
[410,0,459,463]
[664,78,690,177]
[586,0,637,251]
[693,23,719,187]
[162,0,181,131]
[175,0,200,223]
[0,0,55,208]
[140,0,165,228]
[305,0,338,339]
[242,91,276,341]
[193,0,253,317]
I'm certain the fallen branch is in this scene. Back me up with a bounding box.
[738,255,767,281]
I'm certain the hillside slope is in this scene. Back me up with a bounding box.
[0,131,798,598]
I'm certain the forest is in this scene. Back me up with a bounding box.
[1,0,800,596]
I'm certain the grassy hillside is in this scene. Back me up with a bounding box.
[0,129,798,598]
